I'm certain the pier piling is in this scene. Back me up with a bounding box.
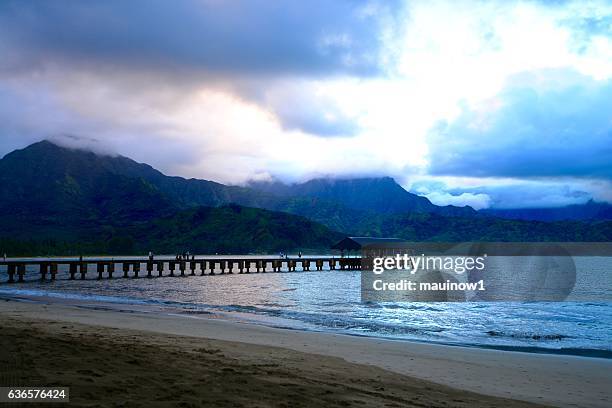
[79,262,87,279]
[50,263,58,280]
[7,264,15,283]
[69,263,77,280]
[17,264,25,282]
[40,263,48,281]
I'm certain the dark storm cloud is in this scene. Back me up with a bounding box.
[0,0,402,77]
[428,71,612,180]
[0,0,401,138]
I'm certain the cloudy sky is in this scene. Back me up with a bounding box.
[0,0,611,209]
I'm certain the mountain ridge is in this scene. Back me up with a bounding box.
[1,140,610,256]
[11,140,477,217]
[481,200,612,222]
[249,177,477,217]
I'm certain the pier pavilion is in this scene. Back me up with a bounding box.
[331,237,406,257]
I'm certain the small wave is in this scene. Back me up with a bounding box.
[217,303,446,337]
[469,344,612,359]
[2,283,610,358]
[486,330,569,341]
[0,288,151,306]
[361,301,444,312]
[257,302,294,308]
[179,310,213,315]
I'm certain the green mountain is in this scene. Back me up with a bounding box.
[134,204,343,254]
[0,140,472,238]
[0,141,342,255]
[249,177,476,217]
[0,204,342,256]
[0,140,274,213]
[0,140,610,256]
[5,141,477,218]
[0,141,174,218]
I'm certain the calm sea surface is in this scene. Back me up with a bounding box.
[1,256,611,358]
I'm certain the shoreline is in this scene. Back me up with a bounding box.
[2,287,611,360]
[1,295,611,407]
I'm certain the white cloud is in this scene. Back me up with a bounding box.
[425,191,492,210]
[408,176,612,209]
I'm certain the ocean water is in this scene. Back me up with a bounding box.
[1,256,611,358]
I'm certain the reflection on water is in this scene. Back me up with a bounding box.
[0,256,610,357]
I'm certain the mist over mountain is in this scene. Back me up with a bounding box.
[0,140,610,255]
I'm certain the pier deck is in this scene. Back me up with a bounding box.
[0,257,362,283]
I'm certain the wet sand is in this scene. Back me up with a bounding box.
[1,298,610,407]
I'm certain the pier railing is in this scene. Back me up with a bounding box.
[0,257,362,283]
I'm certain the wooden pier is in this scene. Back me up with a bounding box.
[0,257,362,283]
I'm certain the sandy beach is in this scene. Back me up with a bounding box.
[0,297,609,407]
